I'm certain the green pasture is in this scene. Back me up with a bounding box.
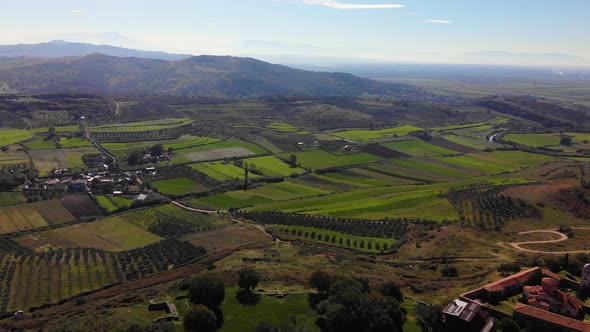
[441,135,491,150]
[91,118,193,132]
[28,125,79,134]
[285,150,381,170]
[59,137,93,148]
[153,177,208,195]
[221,287,318,332]
[432,122,487,131]
[505,132,590,147]
[23,136,57,150]
[266,122,302,132]
[0,128,32,146]
[332,125,423,143]
[383,139,457,157]
[97,196,133,212]
[268,225,397,253]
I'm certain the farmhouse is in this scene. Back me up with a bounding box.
[443,299,490,331]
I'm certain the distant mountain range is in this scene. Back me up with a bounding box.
[0,48,419,98]
[0,40,191,61]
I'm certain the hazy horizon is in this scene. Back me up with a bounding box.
[1,0,589,67]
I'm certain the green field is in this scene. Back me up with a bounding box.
[285,150,381,170]
[171,140,268,164]
[97,196,134,212]
[153,177,208,195]
[221,288,318,332]
[266,122,302,132]
[247,184,458,221]
[197,180,331,210]
[383,139,457,157]
[505,132,590,147]
[28,125,79,134]
[268,225,397,253]
[435,151,556,174]
[190,161,255,181]
[441,135,492,150]
[23,136,58,149]
[91,118,193,132]
[0,128,33,146]
[246,156,305,177]
[102,135,219,158]
[332,125,423,143]
[29,147,100,175]
[59,137,93,148]
[432,122,487,131]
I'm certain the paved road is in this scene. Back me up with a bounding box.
[114,100,120,116]
[504,227,590,254]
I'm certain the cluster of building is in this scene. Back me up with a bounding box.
[444,266,590,332]
[25,168,144,195]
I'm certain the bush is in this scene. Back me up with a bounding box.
[238,267,260,292]
[440,266,458,277]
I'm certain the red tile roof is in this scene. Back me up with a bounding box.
[514,303,590,332]
[483,267,539,292]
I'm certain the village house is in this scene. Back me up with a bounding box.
[523,277,582,318]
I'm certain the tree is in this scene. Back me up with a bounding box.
[415,304,445,332]
[288,154,297,168]
[440,266,458,277]
[380,281,404,302]
[309,270,331,295]
[359,293,405,332]
[238,267,260,292]
[183,305,218,332]
[498,318,520,332]
[187,275,226,310]
[150,144,165,157]
[561,136,573,146]
[48,126,56,137]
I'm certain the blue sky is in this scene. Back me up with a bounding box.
[1,0,589,65]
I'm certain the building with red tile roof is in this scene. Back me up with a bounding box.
[514,303,590,332]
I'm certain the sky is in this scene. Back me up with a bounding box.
[1,0,589,66]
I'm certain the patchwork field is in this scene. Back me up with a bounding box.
[0,128,32,146]
[383,139,457,157]
[153,177,209,195]
[190,161,255,181]
[195,180,331,210]
[17,216,162,251]
[97,195,134,212]
[332,125,423,143]
[91,118,193,132]
[172,140,267,164]
[102,135,219,158]
[0,147,29,166]
[285,150,381,170]
[29,147,100,175]
[0,203,50,234]
[245,155,305,177]
[505,132,590,147]
[247,185,459,221]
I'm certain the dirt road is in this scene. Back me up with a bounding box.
[503,227,590,254]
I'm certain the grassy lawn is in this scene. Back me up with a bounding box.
[0,128,33,146]
[153,177,209,195]
[286,150,381,170]
[383,139,457,157]
[332,125,423,143]
[246,156,305,177]
[221,287,319,332]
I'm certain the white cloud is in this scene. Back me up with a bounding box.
[71,9,87,15]
[407,12,416,15]
[425,19,452,24]
[303,0,404,10]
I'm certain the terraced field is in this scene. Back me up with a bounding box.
[91,118,193,132]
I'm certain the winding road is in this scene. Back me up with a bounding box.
[503,227,590,255]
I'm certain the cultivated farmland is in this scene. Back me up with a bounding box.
[332,125,423,143]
